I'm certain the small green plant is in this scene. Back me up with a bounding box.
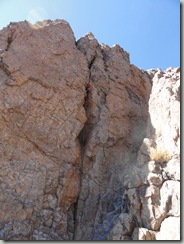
[149,147,171,163]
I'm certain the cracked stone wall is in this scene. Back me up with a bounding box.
[108,67,180,240]
[74,33,152,240]
[0,20,88,240]
[0,20,180,240]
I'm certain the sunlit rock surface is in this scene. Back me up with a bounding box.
[0,20,180,240]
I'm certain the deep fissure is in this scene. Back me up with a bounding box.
[70,85,94,239]
[0,20,180,241]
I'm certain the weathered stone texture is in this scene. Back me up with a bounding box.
[0,20,180,240]
[75,34,152,240]
[120,67,180,240]
[0,20,88,240]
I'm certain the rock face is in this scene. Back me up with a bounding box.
[0,20,180,240]
[0,20,88,240]
[111,67,180,240]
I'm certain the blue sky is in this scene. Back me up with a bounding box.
[0,0,180,70]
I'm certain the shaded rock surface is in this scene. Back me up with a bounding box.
[0,20,180,240]
[117,67,180,240]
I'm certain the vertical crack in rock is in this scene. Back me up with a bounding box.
[74,33,155,240]
[73,90,94,240]
[0,20,180,241]
[88,55,96,82]
[66,37,98,240]
[0,27,15,82]
[6,34,14,52]
[0,59,12,77]
[78,93,93,155]
[67,201,78,239]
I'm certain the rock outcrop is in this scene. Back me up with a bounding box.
[109,67,180,240]
[0,20,180,240]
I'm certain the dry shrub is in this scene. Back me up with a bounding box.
[149,147,171,163]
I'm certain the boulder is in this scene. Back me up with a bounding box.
[156,217,180,240]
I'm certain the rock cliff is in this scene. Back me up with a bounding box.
[0,20,180,240]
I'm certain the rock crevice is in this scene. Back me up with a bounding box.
[0,20,180,240]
